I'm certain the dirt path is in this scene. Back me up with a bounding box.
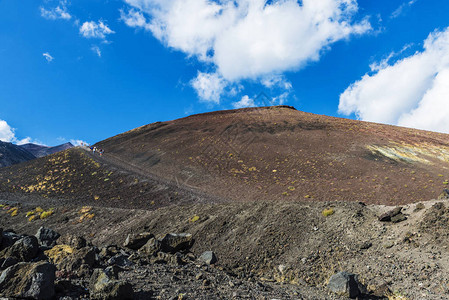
[81,146,228,206]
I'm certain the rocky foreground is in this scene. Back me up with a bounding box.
[0,226,359,300]
[2,197,449,299]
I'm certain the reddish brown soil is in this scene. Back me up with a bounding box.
[96,106,449,205]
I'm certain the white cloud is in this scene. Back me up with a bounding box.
[40,1,72,20]
[43,52,54,62]
[391,0,417,19]
[80,21,115,40]
[0,120,16,143]
[369,44,412,72]
[91,45,101,57]
[0,120,37,145]
[70,139,88,146]
[339,27,449,133]
[120,8,151,30]
[191,72,227,104]
[123,0,371,102]
[232,95,255,109]
[261,75,293,90]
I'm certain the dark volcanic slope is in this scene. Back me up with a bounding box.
[0,148,221,209]
[20,142,74,158]
[96,106,449,205]
[0,141,35,167]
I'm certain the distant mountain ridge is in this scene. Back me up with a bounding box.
[0,141,35,167]
[19,142,74,158]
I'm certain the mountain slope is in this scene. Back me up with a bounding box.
[96,106,449,205]
[20,142,74,158]
[0,147,222,209]
[0,141,35,167]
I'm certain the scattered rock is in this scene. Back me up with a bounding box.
[36,227,60,247]
[198,251,218,265]
[99,245,121,259]
[327,271,365,299]
[107,254,133,268]
[0,235,39,262]
[160,233,193,253]
[1,230,21,249]
[123,232,154,250]
[46,245,96,277]
[0,261,56,299]
[359,241,372,250]
[0,256,18,270]
[391,213,407,223]
[378,207,403,222]
[414,203,425,212]
[58,235,87,249]
[90,268,133,300]
[139,237,162,256]
[438,189,449,200]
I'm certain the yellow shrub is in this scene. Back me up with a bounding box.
[28,215,37,222]
[79,206,92,214]
[322,208,335,217]
[35,207,44,213]
[26,211,35,217]
[45,245,74,265]
[189,215,200,223]
[40,210,54,219]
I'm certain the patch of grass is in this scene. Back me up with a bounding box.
[322,208,335,217]
[40,209,54,219]
[189,215,200,223]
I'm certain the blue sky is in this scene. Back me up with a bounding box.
[1,0,449,146]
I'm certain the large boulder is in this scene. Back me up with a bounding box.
[58,234,87,249]
[35,227,60,247]
[378,207,406,223]
[0,235,39,262]
[138,237,162,256]
[0,261,56,299]
[89,268,133,300]
[1,230,22,249]
[123,232,154,250]
[45,245,96,277]
[160,233,193,253]
[327,271,365,298]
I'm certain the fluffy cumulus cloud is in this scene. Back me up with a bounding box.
[120,8,151,30]
[122,0,370,103]
[339,27,449,133]
[232,95,255,109]
[40,0,72,20]
[80,21,115,40]
[190,72,227,103]
[0,120,15,143]
[0,120,36,145]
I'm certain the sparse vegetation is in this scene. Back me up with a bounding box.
[189,215,200,223]
[25,206,55,221]
[322,208,334,217]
